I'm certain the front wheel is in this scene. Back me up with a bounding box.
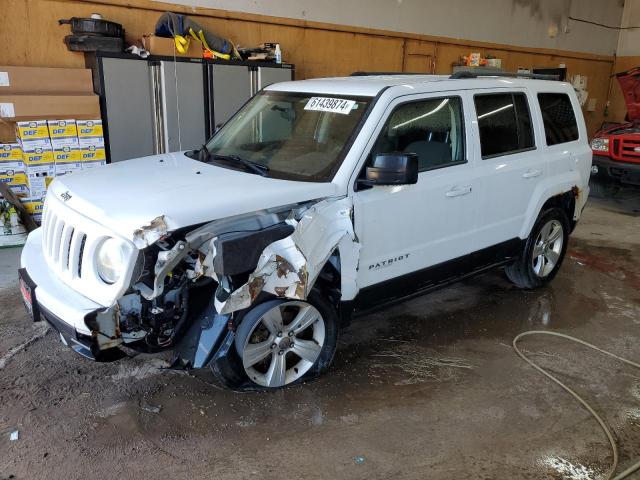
[505,208,569,289]
[233,291,338,389]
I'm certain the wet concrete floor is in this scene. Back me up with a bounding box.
[0,186,639,479]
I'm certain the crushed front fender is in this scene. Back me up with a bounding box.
[218,198,360,314]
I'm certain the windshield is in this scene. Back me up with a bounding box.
[206,91,371,182]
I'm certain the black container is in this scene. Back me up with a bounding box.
[59,17,123,38]
[64,35,123,52]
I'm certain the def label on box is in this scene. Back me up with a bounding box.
[16,120,51,149]
[81,144,106,161]
[0,143,25,172]
[22,144,53,166]
[53,145,81,163]
[48,119,79,148]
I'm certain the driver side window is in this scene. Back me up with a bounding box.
[371,96,465,172]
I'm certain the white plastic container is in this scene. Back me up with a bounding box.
[275,44,282,64]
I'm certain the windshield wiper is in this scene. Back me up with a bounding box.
[211,154,270,177]
[193,146,269,177]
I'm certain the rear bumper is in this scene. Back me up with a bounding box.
[592,154,640,184]
[20,228,114,357]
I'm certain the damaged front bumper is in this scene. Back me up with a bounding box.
[21,227,233,365]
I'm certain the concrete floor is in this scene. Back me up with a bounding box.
[0,186,639,480]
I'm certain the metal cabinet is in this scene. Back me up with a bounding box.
[92,53,294,163]
[96,57,156,163]
[256,65,294,90]
[154,60,207,154]
[207,64,252,134]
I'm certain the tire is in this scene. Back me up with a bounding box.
[505,207,569,289]
[231,290,339,389]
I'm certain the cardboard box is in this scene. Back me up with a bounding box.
[80,145,106,162]
[82,160,107,170]
[79,136,105,148]
[26,164,55,197]
[55,162,84,177]
[0,170,29,196]
[22,144,53,166]
[143,35,201,58]
[76,119,104,147]
[16,120,52,150]
[0,66,94,94]
[48,119,79,147]
[0,143,24,171]
[21,197,45,216]
[53,145,81,163]
[0,94,101,121]
[0,122,16,143]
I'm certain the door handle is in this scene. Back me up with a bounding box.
[522,169,542,179]
[445,185,472,197]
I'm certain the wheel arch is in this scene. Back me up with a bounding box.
[520,184,581,239]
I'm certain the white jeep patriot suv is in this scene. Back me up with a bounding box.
[19,73,591,389]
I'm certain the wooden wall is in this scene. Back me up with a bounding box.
[0,0,618,135]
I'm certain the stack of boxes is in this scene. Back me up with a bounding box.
[1,118,106,224]
[0,143,28,197]
[0,65,104,236]
[49,119,82,176]
[0,143,28,245]
[17,120,55,202]
[77,119,106,169]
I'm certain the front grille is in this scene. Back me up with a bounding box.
[618,138,640,163]
[41,206,86,279]
[38,191,136,307]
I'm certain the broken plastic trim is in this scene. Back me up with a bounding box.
[217,198,360,314]
[134,202,314,301]
[132,215,168,249]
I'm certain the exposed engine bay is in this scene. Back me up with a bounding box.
[102,197,359,375]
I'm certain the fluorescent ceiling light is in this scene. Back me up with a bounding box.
[393,98,449,129]
[478,103,513,120]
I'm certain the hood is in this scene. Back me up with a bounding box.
[617,67,640,122]
[47,152,337,245]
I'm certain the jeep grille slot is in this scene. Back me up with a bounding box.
[64,228,74,270]
[77,233,87,278]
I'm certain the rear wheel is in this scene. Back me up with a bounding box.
[233,292,338,389]
[505,208,569,289]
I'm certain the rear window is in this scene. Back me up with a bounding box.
[474,93,534,158]
[537,93,579,145]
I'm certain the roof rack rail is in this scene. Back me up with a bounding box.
[449,71,560,80]
[350,71,426,76]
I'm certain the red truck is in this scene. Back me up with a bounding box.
[591,67,640,191]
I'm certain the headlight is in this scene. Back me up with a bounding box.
[590,137,609,152]
[96,238,127,284]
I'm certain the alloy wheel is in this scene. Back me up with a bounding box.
[239,301,326,388]
[531,219,564,278]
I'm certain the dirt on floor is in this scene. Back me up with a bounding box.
[0,186,639,480]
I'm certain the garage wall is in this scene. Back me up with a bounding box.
[163,0,624,57]
[0,0,617,135]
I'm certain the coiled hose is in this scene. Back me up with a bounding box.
[513,331,640,480]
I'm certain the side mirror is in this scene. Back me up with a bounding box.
[362,153,418,186]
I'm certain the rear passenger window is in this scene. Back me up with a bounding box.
[474,93,535,158]
[537,93,579,145]
[371,96,465,171]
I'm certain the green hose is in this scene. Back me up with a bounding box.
[513,331,640,480]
